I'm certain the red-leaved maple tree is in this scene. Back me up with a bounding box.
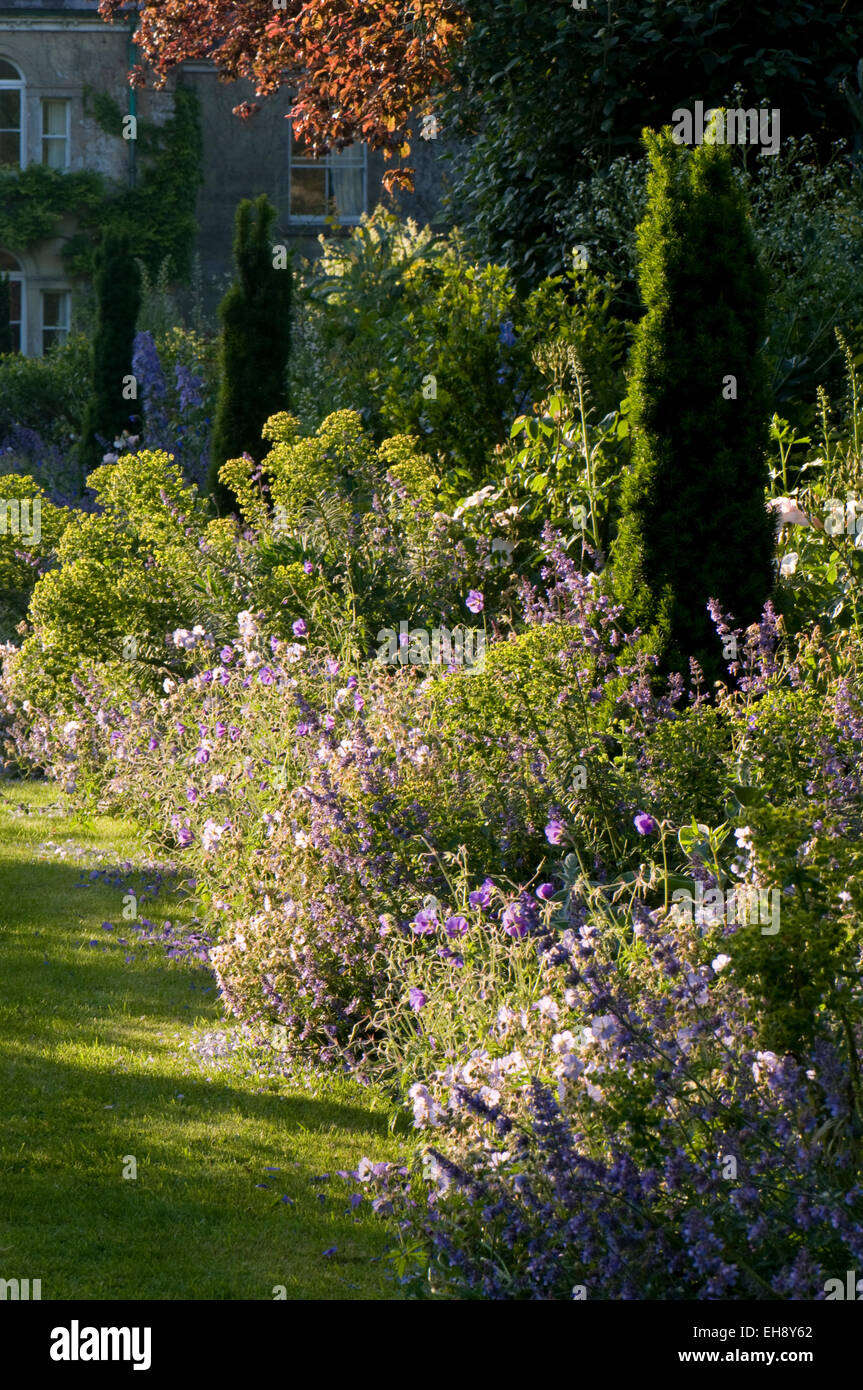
[96,0,469,191]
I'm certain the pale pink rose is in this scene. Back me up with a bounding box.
[767,496,821,530]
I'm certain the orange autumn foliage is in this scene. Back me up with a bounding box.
[97,0,469,192]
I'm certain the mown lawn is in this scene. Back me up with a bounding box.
[0,781,405,1300]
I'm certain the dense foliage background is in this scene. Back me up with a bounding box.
[4,2,863,1297]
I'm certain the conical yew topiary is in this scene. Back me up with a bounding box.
[209,194,293,513]
[79,229,141,484]
[611,125,775,684]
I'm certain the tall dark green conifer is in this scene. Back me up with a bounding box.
[79,230,141,482]
[612,126,775,682]
[209,195,292,513]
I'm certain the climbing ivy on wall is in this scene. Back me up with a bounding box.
[0,85,202,283]
[80,84,203,280]
[0,165,105,259]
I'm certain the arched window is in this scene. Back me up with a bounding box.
[0,57,24,168]
[0,250,25,353]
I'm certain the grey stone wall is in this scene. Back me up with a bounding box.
[0,2,454,350]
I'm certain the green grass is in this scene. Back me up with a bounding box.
[0,781,406,1300]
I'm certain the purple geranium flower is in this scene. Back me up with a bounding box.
[634,811,657,836]
[292,618,308,637]
[412,908,437,935]
[545,818,567,845]
[466,589,484,614]
[444,914,469,938]
[501,901,533,938]
[536,882,556,901]
[408,987,427,1012]
[468,878,495,910]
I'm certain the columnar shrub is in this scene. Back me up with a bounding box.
[612,127,775,682]
[79,229,142,483]
[209,195,292,512]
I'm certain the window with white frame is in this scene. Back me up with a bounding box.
[288,121,366,222]
[41,289,69,354]
[0,57,24,168]
[41,99,70,169]
[0,249,24,353]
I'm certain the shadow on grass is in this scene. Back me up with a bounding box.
[1,1044,393,1139]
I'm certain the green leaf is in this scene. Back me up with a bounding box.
[730,784,767,808]
[678,821,712,856]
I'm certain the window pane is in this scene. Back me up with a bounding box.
[42,99,66,135]
[43,291,64,324]
[329,163,364,219]
[43,289,69,355]
[6,279,21,354]
[328,143,363,168]
[0,59,20,80]
[290,166,326,217]
[0,250,20,270]
[42,138,66,169]
[0,90,20,128]
[43,328,65,354]
[0,130,20,164]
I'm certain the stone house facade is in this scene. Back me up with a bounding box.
[0,0,452,354]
